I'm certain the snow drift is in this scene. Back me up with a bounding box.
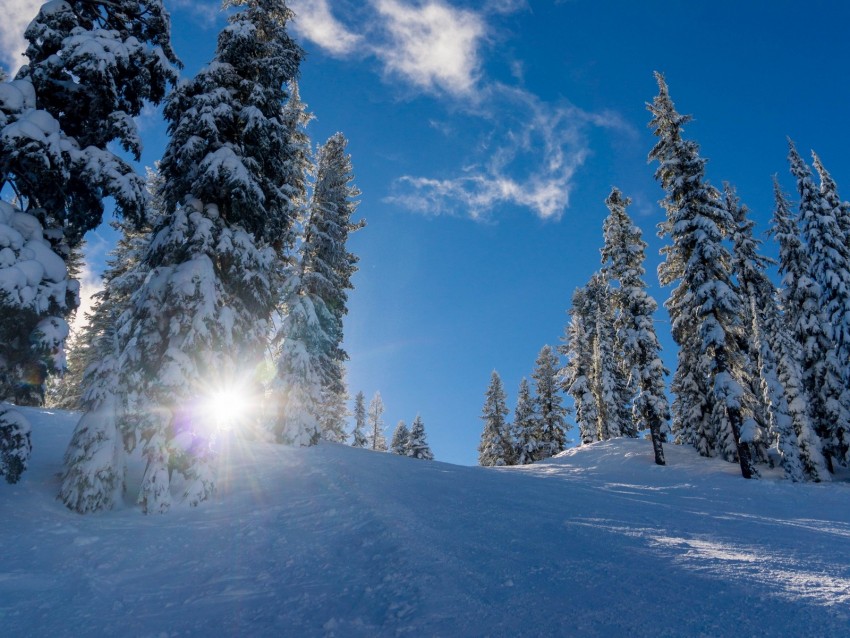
[1,406,848,636]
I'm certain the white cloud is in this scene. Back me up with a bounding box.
[372,0,485,96]
[387,85,629,221]
[289,0,362,57]
[0,1,41,76]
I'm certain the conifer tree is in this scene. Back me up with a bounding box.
[478,371,512,466]
[407,414,434,460]
[511,378,538,464]
[787,142,850,470]
[390,421,410,455]
[531,345,569,459]
[559,287,600,445]
[2,2,177,478]
[586,275,632,441]
[728,185,824,481]
[0,405,31,484]
[73,0,305,513]
[351,390,369,447]
[600,188,668,464]
[279,133,363,442]
[648,73,756,478]
[810,152,850,385]
[368,392,387,451]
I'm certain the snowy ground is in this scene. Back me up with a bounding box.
[1,407,849,637]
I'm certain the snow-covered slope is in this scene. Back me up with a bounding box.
[1,407,849,637]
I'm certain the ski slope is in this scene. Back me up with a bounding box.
[1,406,848,636]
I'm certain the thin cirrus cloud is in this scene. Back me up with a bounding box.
[289,0,627,222]
[387,86,629,221]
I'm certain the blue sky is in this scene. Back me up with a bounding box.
[3,1,850,465]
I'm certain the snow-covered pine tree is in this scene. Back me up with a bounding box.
[282,132,363,443]
[728,185,824,481]
[531,345,569,459]
[2,1,177,483]
[511,377,538,464]
[367,392,387,451]
[787,142,850,470]
[15,0,178,247]
[54,167,164,412]
[649,73,757,478]
[58,174,162,512]
[600,187,668,464]
[351,390,369,447]
[585,274,633,442]
[810,152,850,388]
[559,286,600,445]
[390,420,409,455]
[407,414,434,460]
[105,0,303,513]
[478,371,512,466]
[0,404,31,483]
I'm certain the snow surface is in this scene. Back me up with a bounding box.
[1,407,849,636]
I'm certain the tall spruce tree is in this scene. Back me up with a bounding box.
[511,377,538,464]
[811,152,850,385]
[559,286,600,445]
[531,345,569,459]
[68,0,305,513]
[600,187,668,464]
[787,142,850,470]
[351,390,369,447]
[407,414,434,460]
[727,185,824,481]
[390,420,410,455]
[279,132,363,443]
[648,73,756,478]
[2,1,177,483]
[368,392,387,451]
[586,274,633,441]
[478,371,512,466]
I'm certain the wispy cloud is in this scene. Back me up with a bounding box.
[286,1,630,221]
[289,0,362,57]
[0,0,41,76]
[388,86,630,221]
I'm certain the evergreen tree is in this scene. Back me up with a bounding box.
[648,73,756,478]
[600,187,668,464]
[74,0,305,513]
[0,405,31,484]
[390,420,409,455]
[811,152,850,385]
[283,132,363,442]
[511,378,538,464]
[532,345,569,459]
[12,0,178,247]
[2,0,177,482]
[478,371,511,466]
[586,275,632,441]
[559,287,600,445]
[407,414,434,460]
[788,142,850,470]
[728,185,825,481]
[368,392,387,451]
[351,390,369,447]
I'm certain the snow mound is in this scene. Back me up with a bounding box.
[1,409,848,637]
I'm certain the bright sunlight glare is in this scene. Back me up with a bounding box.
[203,387,252,431]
